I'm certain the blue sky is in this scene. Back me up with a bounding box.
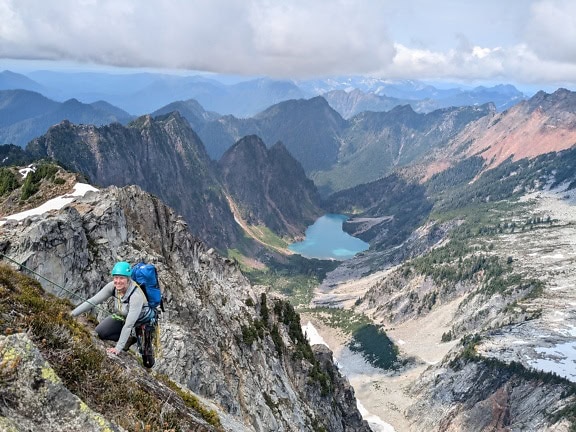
[1,0,575,91]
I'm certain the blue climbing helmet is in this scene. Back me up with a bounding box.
[111,261,132,277]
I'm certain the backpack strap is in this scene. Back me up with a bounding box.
[151,266,165,313]
[113,283,143,304]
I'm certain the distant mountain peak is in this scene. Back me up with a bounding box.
[219,134,322,237]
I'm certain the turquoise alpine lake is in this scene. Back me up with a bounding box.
[288,214,369,260]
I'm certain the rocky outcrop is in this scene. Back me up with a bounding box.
[0,333,124,432]
[0,184,370,432]
[346,184,576,431]
[427,88,576,180]
[313,103,494,193]
[407,354,573,432]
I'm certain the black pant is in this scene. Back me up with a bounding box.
[95,316,124,342]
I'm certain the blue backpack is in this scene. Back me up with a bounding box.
[131,262,163,310]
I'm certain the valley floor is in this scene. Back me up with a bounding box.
[304,185,576,432]
[302,297,460,432]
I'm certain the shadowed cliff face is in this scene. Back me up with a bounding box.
[0,185,370,432]
[25,112,243,252]
[219,135,323,238]
[23,113,324,255]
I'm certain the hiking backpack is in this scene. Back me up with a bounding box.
[131,262,163,311]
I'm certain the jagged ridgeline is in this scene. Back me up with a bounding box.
[219,134,322,238]
[0,184,370,432]
[20,112,322,256]
[24,112,242,252]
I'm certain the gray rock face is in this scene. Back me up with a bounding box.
[0,185,370,432]
[407,357,572,432]
[26,113,243,252]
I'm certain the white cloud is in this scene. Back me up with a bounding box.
[524,0,576,63]
[0,0,576,87]
[0,0,395,77]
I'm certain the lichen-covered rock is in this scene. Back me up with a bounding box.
[0,333,124,432]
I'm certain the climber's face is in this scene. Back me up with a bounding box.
[113,275,130,294]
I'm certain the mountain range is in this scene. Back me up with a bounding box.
[10,112,320,256]
[2,75,576,430]
[2,88,576,256]
[0,89,133,147]
[1,69,526,118]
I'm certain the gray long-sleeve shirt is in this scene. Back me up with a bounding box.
[71,280,149,352]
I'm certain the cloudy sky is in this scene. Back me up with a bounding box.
[1,0,576,89]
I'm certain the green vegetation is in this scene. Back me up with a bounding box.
[302,307,372,333]
[20,162,61,201]
[156,374,221,428]
[275,299,315,364]
[227,248,253,272]
[245,255,339,307]
[324,173,433,250]
[401,201,547,303]
[240,296,335,397]
[0,168,19,197]
[426,156,485,197]
[0,264,221,431]
[428,146,576,213]
[348,324,398,369]
[250,225,290,250]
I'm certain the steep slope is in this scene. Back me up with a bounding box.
[315,148,576,430]
[313,103,494,193]
[349,183,576,431]
[466,88,576,168]
[322,88,407,119]
[0,70,45,92]
[0,143,34,166]
[24,112,242,251]
[417,88,576,181]
[0,90,59,127]
[219,135,323,238]
[0,184,370,432]
[324,173,433,251]
[0,90,133,147]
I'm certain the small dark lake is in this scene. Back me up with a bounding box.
[288,214,369,260]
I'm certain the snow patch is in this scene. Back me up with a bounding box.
[0,183,99,226]
[357,400,396,432]
[529,342,576,382]
[303,321,329,347]
[18,164,35,178]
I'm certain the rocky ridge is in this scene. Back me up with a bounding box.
[20,112,323,257]
[416,88,576,182]
[0,184,370,432]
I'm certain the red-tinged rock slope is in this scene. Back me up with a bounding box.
[420,88,576,181]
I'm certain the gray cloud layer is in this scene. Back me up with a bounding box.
[1,0,576,85]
